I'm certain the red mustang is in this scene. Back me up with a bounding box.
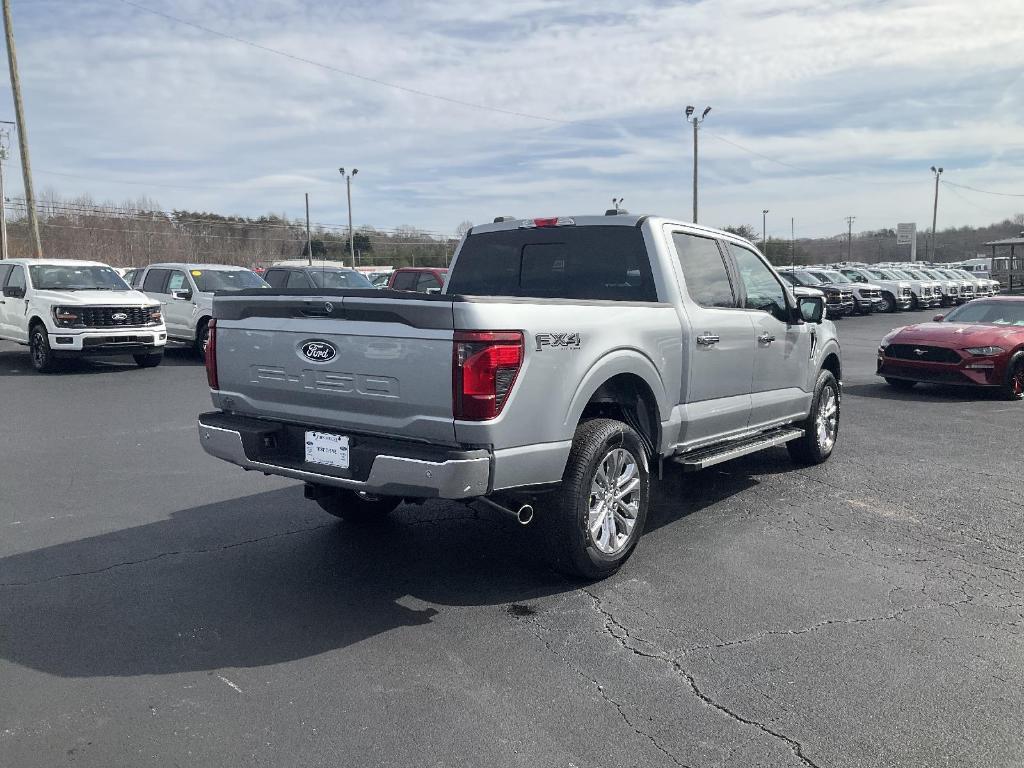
[877,296,1024,400]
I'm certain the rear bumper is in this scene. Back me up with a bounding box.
[197,411,491,499]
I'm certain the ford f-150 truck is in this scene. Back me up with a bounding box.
[0,259,166,372]
[198,214,842,578]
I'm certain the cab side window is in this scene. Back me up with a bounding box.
[286,271,311,289]
[672,232,736,308]
[143,269,170,293]
[0,264,11,286]
[726,243,787,320]
[7,265,26,291]
[416,272,441,292]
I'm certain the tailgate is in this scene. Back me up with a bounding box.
[211,292,457,444]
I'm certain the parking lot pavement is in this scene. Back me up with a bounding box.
[1,312,1022,768]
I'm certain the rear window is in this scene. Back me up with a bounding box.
[447,226,657,302]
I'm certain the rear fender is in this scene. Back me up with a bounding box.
[564,349,670,447]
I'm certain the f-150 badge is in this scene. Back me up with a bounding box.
[535,332,581,351]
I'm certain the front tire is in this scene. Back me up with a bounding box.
[194,320,210,357]
[788,370,840,465]
[134,352,163,368]
[878,292,896,313]
[29,324,59,373]
[314,488,401,524]
[1001,355,1024,401]
[538,418,649,580]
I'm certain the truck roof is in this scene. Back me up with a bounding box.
[3,258,111,267]
[469,215,758,245]
[146,263,254,271]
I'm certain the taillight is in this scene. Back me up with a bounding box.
[205,319,218,389]
[453,331,524,420]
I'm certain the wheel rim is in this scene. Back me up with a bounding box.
[816,386,839,452]
[588,447,641,555]
[31,332,46,367]
[881,295,893,312]
[1012,364,1024,397]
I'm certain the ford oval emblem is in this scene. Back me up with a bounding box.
[301,340,337,362]
[111,312,129,321]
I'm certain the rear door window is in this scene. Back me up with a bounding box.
[448,225,656,301]
[264,269,287,288]
[391,271,418,290]
[671,232,736,308]
[143,269,170,293]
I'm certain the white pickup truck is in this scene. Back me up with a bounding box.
[198,215,842,578]
[0,259,166,372]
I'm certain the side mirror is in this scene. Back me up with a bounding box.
[798,295,825,324]
[932,313,944,322]
[3,285,25,299]
[171,289,192,301]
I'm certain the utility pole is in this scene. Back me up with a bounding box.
[0,122,12,260]
[684,105,711,224]
[304,193,312,265]
[790,216,795,269]
[929,166,943,261]
[2,0,41,258]
[762,209,769,254]
[845,216,856,262]
[339,167,358,269]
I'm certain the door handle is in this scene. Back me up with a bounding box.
[758,333,776,345]
[696,333,720,347]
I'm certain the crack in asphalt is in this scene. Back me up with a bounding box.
[0,522,333,587]
[582,587,825,768]
[517,611,693,768]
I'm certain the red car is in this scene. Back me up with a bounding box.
[877,296,1024,400]
[387,267,448,293]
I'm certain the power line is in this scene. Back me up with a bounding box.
[115,0,572,125]
[942,180,1024,198]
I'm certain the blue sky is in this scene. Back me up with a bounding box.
[2,0,1023,239]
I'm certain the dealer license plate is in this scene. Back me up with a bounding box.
[304,431,350,469]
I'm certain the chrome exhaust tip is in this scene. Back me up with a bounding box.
[516,504,534,525]
[474,497,534,526]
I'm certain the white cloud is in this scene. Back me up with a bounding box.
[0,0,1021,237]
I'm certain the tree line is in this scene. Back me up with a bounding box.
[1,193,457,269]
[724,214,1024,266]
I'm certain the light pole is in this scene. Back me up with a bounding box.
[762,209,769,254]
[685,105,711,224]
[339,167,358,268]
[929,166,943,262]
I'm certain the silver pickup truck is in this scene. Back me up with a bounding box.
[198,214,841,578]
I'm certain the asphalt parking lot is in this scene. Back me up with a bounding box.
[1,310,1022,768]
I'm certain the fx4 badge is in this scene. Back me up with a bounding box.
[535,332,581,351]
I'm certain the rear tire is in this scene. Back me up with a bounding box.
[788,370,840,465]
[537,418,649,580]
[1000,355,1024,401]
[314,488,401,524]
[884,377,917,391]
[29,324,59,373]
[134,352,163,368]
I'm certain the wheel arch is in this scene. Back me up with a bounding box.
[566,352,668,459]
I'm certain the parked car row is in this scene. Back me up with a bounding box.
[777,262,999,318]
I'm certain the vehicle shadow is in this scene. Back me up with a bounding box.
[0,469,760,679]
[842,381,1007,403]
[0,344,202,376]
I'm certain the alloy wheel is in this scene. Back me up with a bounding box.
[816,386,839,452]
[588,447,641,555]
